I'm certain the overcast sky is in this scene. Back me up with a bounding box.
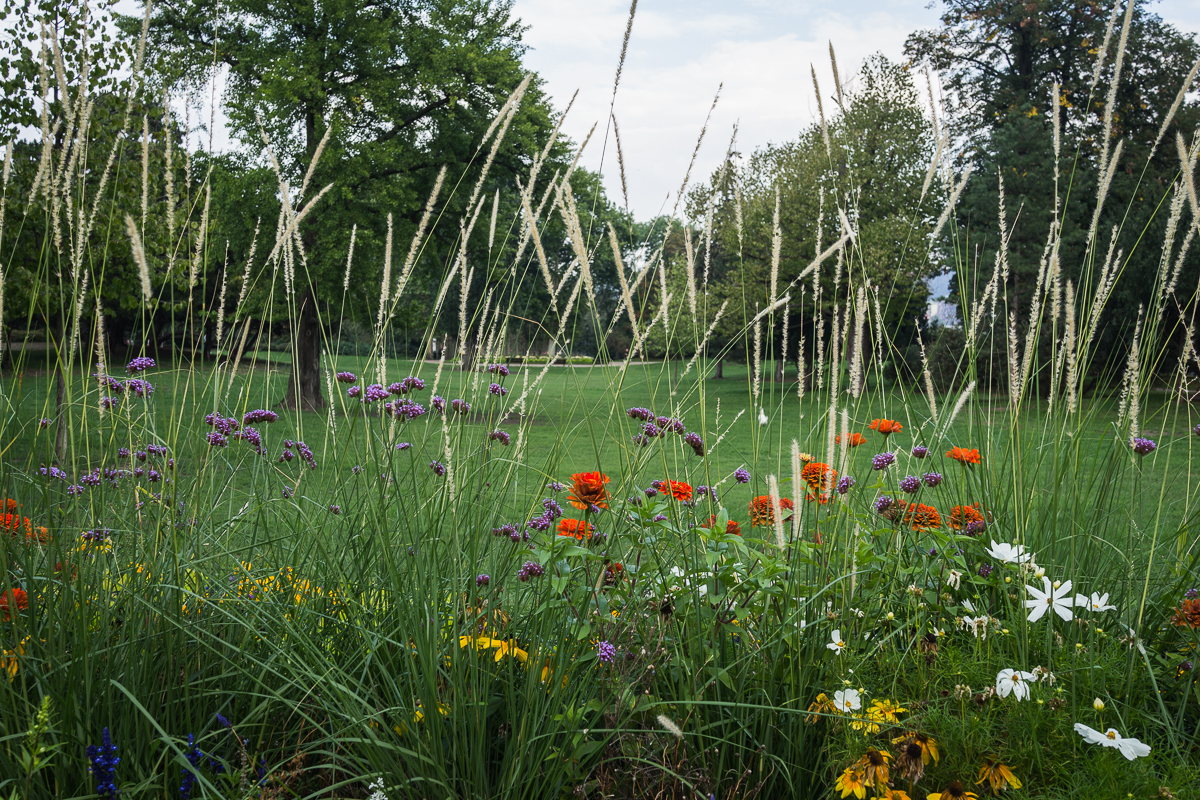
[510,0,1200,220]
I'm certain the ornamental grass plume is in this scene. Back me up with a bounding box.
[567,471,610,510]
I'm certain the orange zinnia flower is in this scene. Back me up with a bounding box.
[700,515,741,536]
[661,479,693,502]
[557,518,593,541]
[567,471,610,510]
[835,432,867,447]
[1173,598,1200,628]
[946,446,981,465]
[900,501,942,531]
[948,503,987,531]
[869,419,903,436]
[0,587,28,620]
[800,462,838,503]
[748,495,795,527]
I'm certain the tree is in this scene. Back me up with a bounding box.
[908,0,1200,371]
[130,0,565,410]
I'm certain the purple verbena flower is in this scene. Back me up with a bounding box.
[837,475,855,494]
[279,449,295,463]
[347,386,362,398]
[488,383,508,396]
[547,481,565,492]
[126,356,156,373]
[396,442,412,451]
[476,574,490,587]
[517,561,545,581]
[429,460,446,477]
[966,519,988,536]
[146,444,169,457]
[450,398,470,415]
[923,471,943,488]
[488,430,511,446]
[597,640,617,664]
[431,395,446,412]
[38,417,51,428]
[281,486,293,499]
[899,475,921,494]
[364,383,389,402]
[1132,437,1157,455]
[652,514,667,522]
[871,451,896,470]
[626,407,654,422]
[127,379,154,398]
[329,504,341,515]
[335,372,357,383]
[100,396,118,409]
[644,487,659,498]
[1186,588,1199,599]
[911,445,929,459]
[734,467,751,484]
[207,432,228,448]
[117,447,130,459]
[978,562,994,578]
[296,441,317,469]
[684,431,705,457]
[488,364,510,377]
[493,523,518,539]
[243,409,278,425]
[874,495,894,513]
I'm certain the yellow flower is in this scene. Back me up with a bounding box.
[835,766,868,799]
[413,701,450,724]
[927,781,978,800]
[856,748,891,790]
[892,731,940,765]
[806,692,838,724]
[850,713,881,734]
[2,636,29,680]
[881,789,912,800]
[870,698,907,724]
[459,635,528,665]
[975,760,1021,795]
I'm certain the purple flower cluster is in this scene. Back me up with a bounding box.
[966,519,988,536]
[39,465,67,480]
[329,505,341,515]
[281,486,293,499]
[399,375,426,393]
[100,397,119,410]
[146,444,169,457]
[597,640,617,664]
[874,495,894,513]
[127,379,154,398]
[734,467,752,484]
[493,523,526,542]
[207,432,228,448]
[644,486,659,498]
[205,413,240,435]
[684,431,704,457]
[117,447,130,459]
[336,372,357,383]
[696,485,717,501]
[450,398,471,415]
[294,441,316,469]
[657,416,687,434]
[126,356,156,373]
[872,451,896,470]
[396,442,412,451]
[488,383,508,396]
[837,475,855,495]
[1132,437,1157,455]
[235,427,263,454]
[652,513,668,522]
[279,448,295,463]
[547,481,565,492]
[82,527,111,543]
[978,562,994,578]
[429,461,446,477]
[347,386,362,398]
[86,727,120,799]
[95,374,125,393]
[431,395,446,412]
[627,407,653,421]
[79,469,102,487]
[1185,588,1198,600]
[243,409,278,426]
[488,430,511,446]
[1194,423,1200,437]
[634,421,660,446]
[899,475,921,494]
[39,417,51,428]
[389,399,427,420]
[911,445,928,459]
[488,364,510,377]
[517,561,545,581]
[476,574,490,587]
[363,384,390,402]
[923,471,943,488]
[527,497,563,532]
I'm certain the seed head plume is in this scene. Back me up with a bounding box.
[943,382,975,433]
[125,215,153,301]
[669,85,722,222]
[1065,280,1078,413]
[69,271,89,361]
[850,287,866,397]
[1154,57,1200,156]
[828,41,844,112]
[1179,132,1199,231]
[488,188,500,254]
[378,213,394,330]
[1124,306,1144,441]
[684,227,697,319]
[770,185,782,307]
[216,241,230,350]
[768,474,786,550]
[932,166,972,241]
[520,177,557,314]
[790,440,803,539]
[1087,140,1125,250]
[609,222,639,341]
[1099,0,1136,180]
[917,324,938,423]
[612,113,630,216]
[398,166,446,302]
[657,715,683,739]
[610,0,638,104]
[752,306,763,402]
[141,115,149,231]
[812,65,831,158]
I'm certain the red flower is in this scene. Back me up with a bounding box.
[604,562,625,585]
[835,432,867,447]
[1173,598,1200,629]
[899,502,942,531]
[946,446,981,465]
[869,419,903,436]
[948,503,987,531]
[661,480,693,502]
[567,472,610,510]
[749,496,795,527]
[0,587,28,620]
[801,462,837,503]
[556,518,593,541]
[700,515,742,536]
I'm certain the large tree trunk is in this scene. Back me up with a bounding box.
[713,357,724,379]
[775,356,785,383]
[281,286,325,411]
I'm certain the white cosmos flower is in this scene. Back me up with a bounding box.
[946,570,962,590]
[1073,724,1152,760]
[986,540,1032,564]
[833,688,861,712]
[995,668,1035,701]
[1074,592,1117,613]
[827,629,847,654]
[1025,576,1075,622]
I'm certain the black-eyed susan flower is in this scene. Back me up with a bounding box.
[856,748,891,789]
[974,760,1021,794]
[806,692,837,723]
[928,781,978,800]
[835,766,868,799]
[892,732,940,766]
